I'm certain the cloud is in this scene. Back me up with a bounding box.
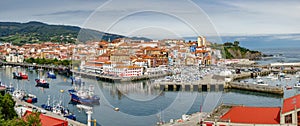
[0,0,300,38]
[35,10,93,16]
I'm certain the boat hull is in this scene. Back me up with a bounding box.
[47,74,56,79]
[35,79,49,88]
[69,93,100,105]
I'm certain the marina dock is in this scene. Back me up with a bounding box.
[225,82,284,95]
[156,74,225,92]
[72,70,172,82]
[13,97,86,126]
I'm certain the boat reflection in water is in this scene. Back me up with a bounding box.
[68,82,100,105]
[102,80,162,101]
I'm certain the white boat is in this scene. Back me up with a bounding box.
[76,104,93,112]
[257,79,264,84]
[294,84,300,88]
[256,76,262,79]
[266,73,274,79]
[284,77,291,80]
[12,90,25,99]
[279,72,285,78]
[271,77,278,80]
[257,83,269,86]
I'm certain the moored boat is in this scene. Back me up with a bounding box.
[294,81,300,88]
[279,72,285,78]
[5,83,15,93]
[52,101,76,120]
[68,84,100,105]
[70,76,81,85]
[13,72,28,79]
[47,71,56,79]
[41,95,52,111]
[22,94,38,103]
[12,89,26,99]
[35,78,49,88]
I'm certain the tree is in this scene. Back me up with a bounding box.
[24,112,42,126]
[223,42,233,47]
[0,94,18,120]
[233,41,240,46]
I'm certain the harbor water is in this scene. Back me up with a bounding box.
[1,47,300,126]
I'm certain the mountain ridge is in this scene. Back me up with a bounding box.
[0,21,151,45]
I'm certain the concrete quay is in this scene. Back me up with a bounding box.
[13,97,86,126]
[0,61,70,71]
[225,82,284,95]
[72,70,172,83]
[156,74,225,92]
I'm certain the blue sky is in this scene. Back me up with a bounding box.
[1,0,300,39]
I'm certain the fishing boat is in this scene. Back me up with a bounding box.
[47,71,56,79]
[5,83,15,93]
[70,76,81,85]
[52,101,76,120]
[41,95,53,111]
[22,94,38,103]
[12,72,28,79]
[12,89,25,99]
[68,83,100,105]
[35,78,49,88]
[41,96,76,121]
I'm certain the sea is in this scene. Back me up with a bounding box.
[1,39,300,125]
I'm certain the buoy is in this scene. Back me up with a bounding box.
[60,90,64,93]
[114,108,120,111]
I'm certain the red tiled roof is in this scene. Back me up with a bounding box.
[23,111,68,126]
[220,106,280,124]
[282,94,300,114]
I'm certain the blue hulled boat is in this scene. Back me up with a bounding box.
[22,94,38,103]
[68,84,100,105]
[47,71,56,79]
[41,96,76,121]
[41,95,52,111]
[52,101,76,121]
[70,76,81,85]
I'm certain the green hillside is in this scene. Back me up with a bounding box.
[0,21,129,45]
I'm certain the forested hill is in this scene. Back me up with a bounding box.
[0,21,136,45]
[212,41,262,60]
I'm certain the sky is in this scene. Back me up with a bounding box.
[1,0,300,39]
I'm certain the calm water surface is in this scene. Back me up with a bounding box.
[2,47,300,126]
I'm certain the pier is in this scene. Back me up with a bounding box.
[13,97,86,126]
[156,74,225,92]
[156,82,224,92]
[225,82,284,95]
[72,70,172,82]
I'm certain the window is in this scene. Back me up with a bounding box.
[285,114,292,123]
